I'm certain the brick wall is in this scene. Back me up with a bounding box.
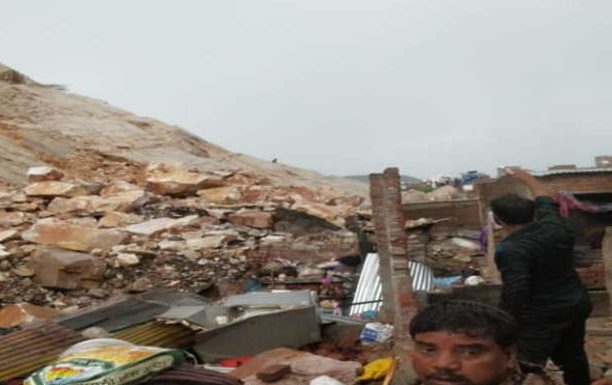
[402,199,482,228]
[248,239,359,265]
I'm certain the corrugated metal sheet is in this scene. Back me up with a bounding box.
[349,253,433,316]
[112,321,196,349]
[223,290,315,307]
[58,298,168,332]
[531,167,612,176]
[0,322,84,381]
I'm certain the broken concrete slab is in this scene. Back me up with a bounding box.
[27,166,64,182]
[0,303,60,328]
[30,247,106,289]
[124,215,199,235]
[22,218,127,251]
[228,210,273,229]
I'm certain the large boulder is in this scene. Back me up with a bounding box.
[30,247,107,289]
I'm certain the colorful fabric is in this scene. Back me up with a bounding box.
[555,191,612,217]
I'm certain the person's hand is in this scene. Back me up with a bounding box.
[504,168,534,183]
[504,167,549,197]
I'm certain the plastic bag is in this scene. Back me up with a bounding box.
[25,338,186,385]
[310,375,346,385]
[359,322,394,344]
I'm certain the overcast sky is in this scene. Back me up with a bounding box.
[2,1,612,179]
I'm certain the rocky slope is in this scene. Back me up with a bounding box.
[0,63,372,318]
[0,63,367,196]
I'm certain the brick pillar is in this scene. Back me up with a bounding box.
[370,168,418,359]
[475,182,501,284]
[602,227,612,314]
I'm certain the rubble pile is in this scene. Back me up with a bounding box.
[402,185,467,203]
[405,219,484,274]
[0,163,369,310]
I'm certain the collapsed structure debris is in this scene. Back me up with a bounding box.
[0,162,370,310]
[4,62,612,384]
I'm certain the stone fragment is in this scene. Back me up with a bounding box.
[24,181,89,198]
[48,186,147,215]
[99,181,149,212]
[0,303,60,328]
[0,211,27,226]
[290,202,341,224]
[12,266,35,277]
[124,215,199,236]
[98,211,142,228]
[22,219,127,251]
[81,326,111,338]
[26,166,65,182]
[13,201,42,212]
[186,235,228,249]
[145,163,225,195]
[0,228,18,243]
[30,247,107,289]
[158,240,185,251]
[11,191,27,203]
[231,348,362,385]
[115,253,140,266]
[47,196,107,215]
[129,277,152,292]
[228,211,273,229]
[180,249,199,262]
[256,364,291,382]
[87,288,109,299]
[197,186,243,204]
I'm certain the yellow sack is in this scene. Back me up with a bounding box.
[24,338,186,385]
[357,357,394,381]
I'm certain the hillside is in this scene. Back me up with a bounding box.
[0,63,367,196]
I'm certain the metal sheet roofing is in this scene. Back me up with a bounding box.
[0,322,84,382]
[531,167,612,177]
[112,321,196,349]
[58,297,168,332]
[349,253,433,316]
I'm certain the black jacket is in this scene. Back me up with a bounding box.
[495,196,591,322]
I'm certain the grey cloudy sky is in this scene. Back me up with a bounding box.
[2,0,612,179]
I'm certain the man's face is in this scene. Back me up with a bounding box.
[411,331,516,385]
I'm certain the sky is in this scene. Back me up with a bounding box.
[2,0,612,179]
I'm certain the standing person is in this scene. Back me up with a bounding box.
[409,300,556,385]
[490,168,592,385]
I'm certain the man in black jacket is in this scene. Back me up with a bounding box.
[491,168,592,385]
